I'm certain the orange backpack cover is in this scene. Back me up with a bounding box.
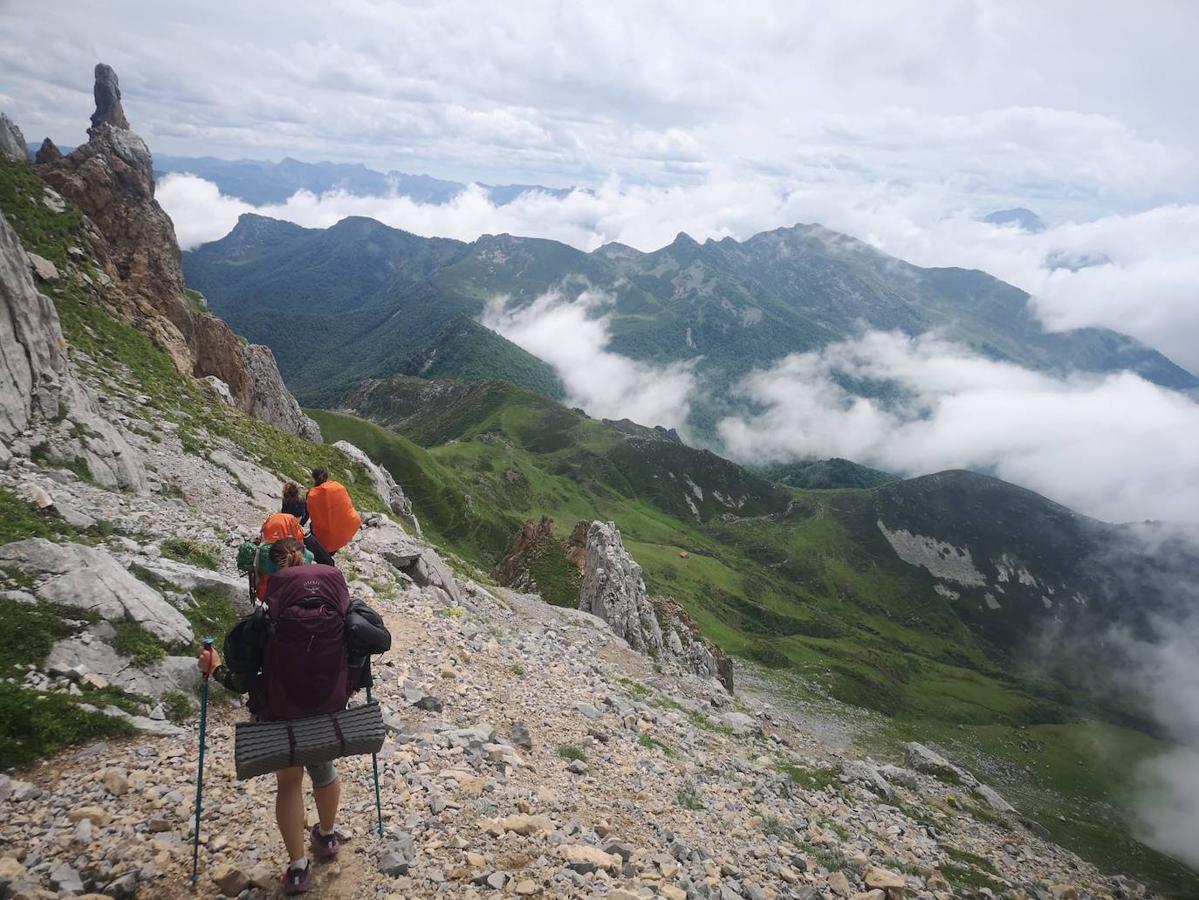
[307,481,361,553]
[260,512,305,545]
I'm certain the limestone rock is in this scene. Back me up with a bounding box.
[0,210,142,490]
[334,440,418,530]
[128,554,250,614]
[973,782,1016,813]
[0,112,26,161]
[240,343,322,441]
[557,843,621,874]
[0,539,192,642]
[26,252,59,282]
[34,64,317,442]
[89,63,130,131]
[211,862,249,897]
[378,832,417,876]
[357,515,461,604]
[578,521,665,656]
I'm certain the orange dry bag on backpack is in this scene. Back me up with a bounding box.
[307,481,361,554]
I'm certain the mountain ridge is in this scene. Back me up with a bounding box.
[184,213,1198,426]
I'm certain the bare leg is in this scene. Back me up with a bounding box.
[313,776,341,832]
[275,767,306,862]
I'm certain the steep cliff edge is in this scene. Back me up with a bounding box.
[29,64,318,441]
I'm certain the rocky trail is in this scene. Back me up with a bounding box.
[0,500,1139,900]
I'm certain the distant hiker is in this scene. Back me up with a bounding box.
[198,539,390,895]
[254,511,308,600]
[281,481,308,526]
[304,468,361,566]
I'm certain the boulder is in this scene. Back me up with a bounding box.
[902,742,977,787]
[45,637,199,697]
[841,760,894,799]
[128,555,250,614]
[0,112,26,161]
[357,515,461,604]
[207,448,284,510]
[557,844,621,874]
[0,539,192,643]
[334,440,418,531]
[26,252,59,282]
[973,782,1016,813]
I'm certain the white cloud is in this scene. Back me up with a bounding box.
[479,289,697,431]
[716,331,1199,523]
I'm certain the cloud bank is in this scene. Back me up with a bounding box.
[716,331,1199,524]
[480,289,697,430]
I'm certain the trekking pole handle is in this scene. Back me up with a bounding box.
[201,637,215,681]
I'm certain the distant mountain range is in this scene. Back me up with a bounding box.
[26,143,574,206]
[183,213,1198,432]
[155,153,574,206]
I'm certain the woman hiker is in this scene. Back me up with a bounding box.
[304,467,361,567]
[197,539,349,895]
[281,480,308,526]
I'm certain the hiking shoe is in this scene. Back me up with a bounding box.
[283,862,311,895]
[309,823,340,859]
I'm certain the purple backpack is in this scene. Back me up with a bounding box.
[255,565,351,722]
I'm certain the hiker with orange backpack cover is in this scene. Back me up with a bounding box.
[304,467,361,566]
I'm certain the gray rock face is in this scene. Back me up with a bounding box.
[334,440,419,532]
[45,637,199,697]
[0,210,143,490]
[578,522,733,689]
[240,343,322,442]
[90,63,130,132]
[0,112,26,161]
[127,554,251,614]
[356,514,461,605]
[0,539,193,643]
[578,521,664,657]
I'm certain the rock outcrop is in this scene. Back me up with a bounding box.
[0,112,26,161]
[240,343,322,441]
[31,64,319,441]
[90,63,130,131]
[579,521,732,689]
[0,539,193,644]
[333,439,418,531]
[0,209,143,489]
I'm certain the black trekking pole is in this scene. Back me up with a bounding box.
[190,637,215,888]
[365,666,384,837]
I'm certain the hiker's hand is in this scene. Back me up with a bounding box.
[197,646,221,677]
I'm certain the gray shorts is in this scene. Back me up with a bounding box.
[306,761,337,788]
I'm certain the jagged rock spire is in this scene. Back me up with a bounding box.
[34,138,62,165]
[89,63,129,133]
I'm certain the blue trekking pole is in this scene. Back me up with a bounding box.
[365,663,384,837]
[190,637,215,888]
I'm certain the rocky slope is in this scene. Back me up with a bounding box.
[23,64,318,441]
